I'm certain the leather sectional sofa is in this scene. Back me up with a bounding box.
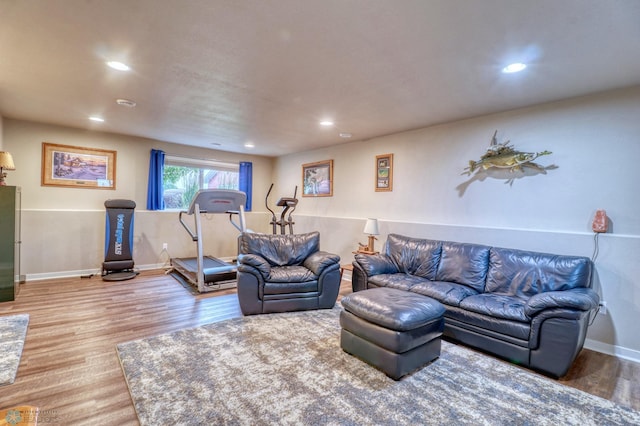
[351,233,600,377]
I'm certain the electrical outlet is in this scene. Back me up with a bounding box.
[162,243,168,251]
[598,301,607,315]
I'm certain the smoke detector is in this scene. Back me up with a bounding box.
[116,98,137,108]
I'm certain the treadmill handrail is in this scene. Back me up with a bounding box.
[174,189,247,292]
[179,189,248,240]
[179,210,198,241]
[186,189,247,215]
[227,208,246,233]
[179,206,246,239]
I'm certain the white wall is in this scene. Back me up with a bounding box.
[3,119,274,277]
[279,87,640,235]
[3,87,639,361]
[274,86,640,361]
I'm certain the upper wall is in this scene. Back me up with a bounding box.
[275,86,640,236]
[272,86,640,359]
[3,119,274,210]
[2,119,274,277]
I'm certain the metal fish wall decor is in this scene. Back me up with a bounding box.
[463,130,552,175]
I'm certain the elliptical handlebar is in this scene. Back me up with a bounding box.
[286,186,298,234]
[265,183,277,234]
[265,184,298,234]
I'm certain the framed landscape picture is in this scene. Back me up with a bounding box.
[375,153,393,191]
[302,159,333,197]
[42,142,116,189]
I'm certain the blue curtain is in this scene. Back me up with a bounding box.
[147,149,165,210]
[239,161,252,211]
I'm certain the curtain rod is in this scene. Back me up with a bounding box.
[164,152,240,168]
[165,152,220,162]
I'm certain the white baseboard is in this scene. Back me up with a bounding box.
[23,260,240,282]
[584,338,640,364]
[24,262,169,282]
[25,268,102,281]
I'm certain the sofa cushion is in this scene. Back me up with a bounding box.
[385,234,442,280]
[238,231,320,266]
[458,293,529,322]
[268,265,316,283]
[410,281,479,307]
[435,241,490,292]
[264,279,318,295]
[445,307,531,341]
[368,273,428,291]
[486,247,593,297]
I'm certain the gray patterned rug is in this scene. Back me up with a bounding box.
[0,314,29,386]
[117,307,640,425]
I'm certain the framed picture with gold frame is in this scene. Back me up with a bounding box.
[302,159,333,197]
[41,142,116,189]
[375,153,393,191]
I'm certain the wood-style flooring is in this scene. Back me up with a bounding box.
[0,270,638,425]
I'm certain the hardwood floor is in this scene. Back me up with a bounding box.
[0,271,638,425]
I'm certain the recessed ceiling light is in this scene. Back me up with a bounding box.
[339,133,352,138]
[244,142,255,149]
[320,120,334,127]
[116,98,137,108]
[502,63,527,73]
[106,61,130,71]
[89,116,104,122]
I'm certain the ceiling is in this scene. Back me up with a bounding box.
[1,1,639,157]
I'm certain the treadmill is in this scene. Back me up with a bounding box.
[171,189,247,293]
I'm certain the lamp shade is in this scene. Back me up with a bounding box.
[0,152,16,170]
[363,218,379,235]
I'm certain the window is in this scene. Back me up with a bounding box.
[162,156,239,210]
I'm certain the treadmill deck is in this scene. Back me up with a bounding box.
[171,256,237,292]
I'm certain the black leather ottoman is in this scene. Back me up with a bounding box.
[340,287,445,380]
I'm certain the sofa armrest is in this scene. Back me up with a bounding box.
[238,253,271,278]
[525,288,600,317]
[304,251,340,276]
[354,253,398,276]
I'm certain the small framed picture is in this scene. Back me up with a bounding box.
[302,159,333,197]
[41,142,116,189]
[375,153,393,192]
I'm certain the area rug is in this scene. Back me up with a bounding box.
[117,307,640,425]
[0,314,29,386]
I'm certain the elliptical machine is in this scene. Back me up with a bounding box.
[265,183,298,234]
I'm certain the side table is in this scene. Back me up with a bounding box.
[340,263,353,282]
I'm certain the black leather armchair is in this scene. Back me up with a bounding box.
[236,231,341,315]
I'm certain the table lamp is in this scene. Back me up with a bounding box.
[363,218,379,253]
[0,151,16,186]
